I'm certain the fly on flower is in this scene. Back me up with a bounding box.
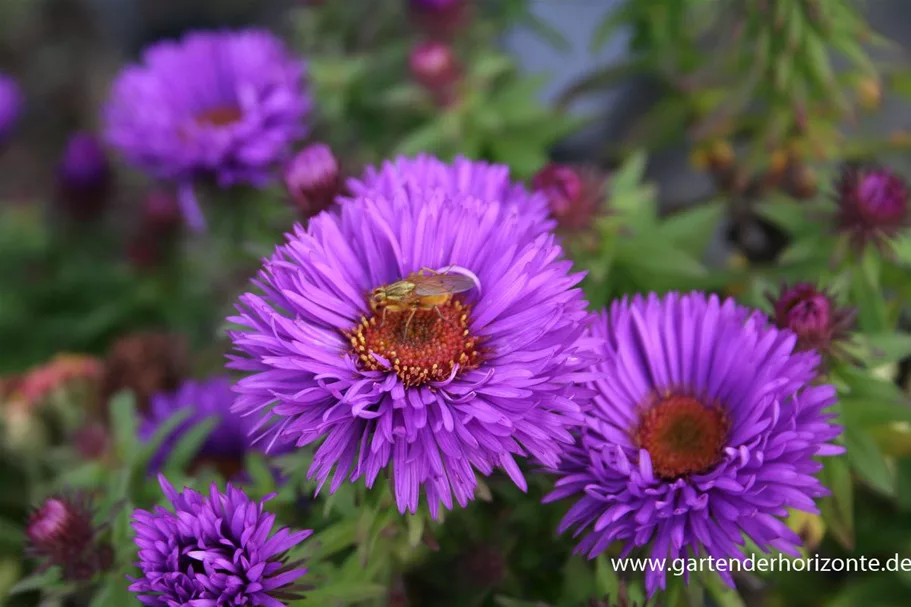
[370,266,479,335]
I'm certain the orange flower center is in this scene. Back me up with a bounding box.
[195,106,243,127]
[635,395,729,479]
[347,300,481,388]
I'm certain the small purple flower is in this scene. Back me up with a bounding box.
[129,475,311,606]
[545,292,843,597]
[284,143,342,218]
[103,30,310,231]
[228,183,594,518]
[0,73,21,143]
[140,376,286,479]
[835,164,910,252]
[347,153,555,236]
[57,132,112,220]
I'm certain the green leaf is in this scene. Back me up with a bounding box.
[488,137,549,179]
[519,10,570,52]
[841,396,911,427]
[819,455,854,549]
[617,240,707,279]
[594,554,619,598]
[301,582,387,604]
[394,121,447,156]
[845,426,895,496]
[896,459,911,511]
[858,332,911,365]
[470,53,514,81]
[406,512,425,548]
[134,408,193,469]
[559,557,596,604]
[8,566,61,595]
[851,261,890,333]
[701,569,746,607]
[307,520,358,560]
[109,391,139,463]
[161,416,218,477]
[0,518,23,550]
[657,201,724,256]
[590,5,631,53]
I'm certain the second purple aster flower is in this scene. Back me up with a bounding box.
[103,29,311,230]
[545,292,844,597]
[228,180,595,517]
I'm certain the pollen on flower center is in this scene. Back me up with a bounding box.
[347,299,481,387]
[196,106,243,127]
[635,395,729,479]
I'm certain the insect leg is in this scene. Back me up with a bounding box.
[403,308,417,338]
[434,305,458,329]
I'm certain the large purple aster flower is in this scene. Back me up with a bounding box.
[228,184,594,517]
[103,29,310,231]
[140,376,286,479]
[544,292,843,597]
[129,475,311,606]
[346,154,555,236]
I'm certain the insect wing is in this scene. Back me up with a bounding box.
[411,274,476,296]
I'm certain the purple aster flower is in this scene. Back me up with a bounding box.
[346,154,555,237]
[544,292,843,597]
[103,30,310,231]
[140,376,287,479]
[0,73,22,143]
[129,475,311,606]
[834,164,910,252]
[228,184,595,518]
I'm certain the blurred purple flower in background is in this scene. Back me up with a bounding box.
[103,30,311,231]
[545,292,843,597]
[139,376,286,479]
[57,132,112,221]
[129,475,311,606]
[228,181,596,517]
[0,73,22,144]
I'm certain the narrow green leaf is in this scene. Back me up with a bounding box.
[819,456,854,549]
[701,569,746,607]
[299,582,387,603]
[657,201,724,256]
[109,392,139,463]
[8,567,61,595]
[394,121,448,156]
[161,417,218,477]
[845,426,895,496]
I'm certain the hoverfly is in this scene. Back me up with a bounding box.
[370,267,478,336]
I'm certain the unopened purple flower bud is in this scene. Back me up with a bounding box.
[408,0,468,39]
[0,73,21,144]
[284,143,342,218]
[141,189,182,235]
[532,163,606,232]
[26,494,112,580]
[410,42,461,104]
[57,132,111,221]
[835,164,910,252]
[769,282,855,359]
